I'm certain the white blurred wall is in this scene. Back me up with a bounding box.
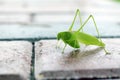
[0,0,119,24]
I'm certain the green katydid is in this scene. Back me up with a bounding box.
[57,9,108,54]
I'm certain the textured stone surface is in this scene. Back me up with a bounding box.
[0,41,32,80]
[35,39,120,80]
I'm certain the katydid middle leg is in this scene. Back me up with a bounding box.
[69,9,83,31]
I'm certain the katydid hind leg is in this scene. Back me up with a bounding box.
[77,15,103,43]
[77,15,109,54]
[77,15,101,38]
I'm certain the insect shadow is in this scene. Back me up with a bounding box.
[68,47,104,58]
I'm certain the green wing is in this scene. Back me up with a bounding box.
[57,31,80,48]
[75,31,105,47]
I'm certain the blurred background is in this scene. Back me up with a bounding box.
[0,0,119,40]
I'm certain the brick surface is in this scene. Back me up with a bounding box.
[0,0,119,24]
[0,21,120,39]
[0,14,30,24]
[0,0,119,39]
[0,41,32,80]
[35,39,120,79]
[34,14,74,24]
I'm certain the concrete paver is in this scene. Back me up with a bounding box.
[0,41,32,80]
[35,39,120,79]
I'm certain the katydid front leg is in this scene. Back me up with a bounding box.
[69,9,83,31]
[62,43,67,53]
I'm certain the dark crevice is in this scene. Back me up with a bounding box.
[30,42,35,80]
[0,36,119,42]
[0,37,56,42]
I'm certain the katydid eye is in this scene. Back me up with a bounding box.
[62,32,72,40]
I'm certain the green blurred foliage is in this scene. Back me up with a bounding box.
[114,0,120,2]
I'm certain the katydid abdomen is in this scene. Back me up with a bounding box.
[75,31,105,47]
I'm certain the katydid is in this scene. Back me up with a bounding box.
[57,9,108,54]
